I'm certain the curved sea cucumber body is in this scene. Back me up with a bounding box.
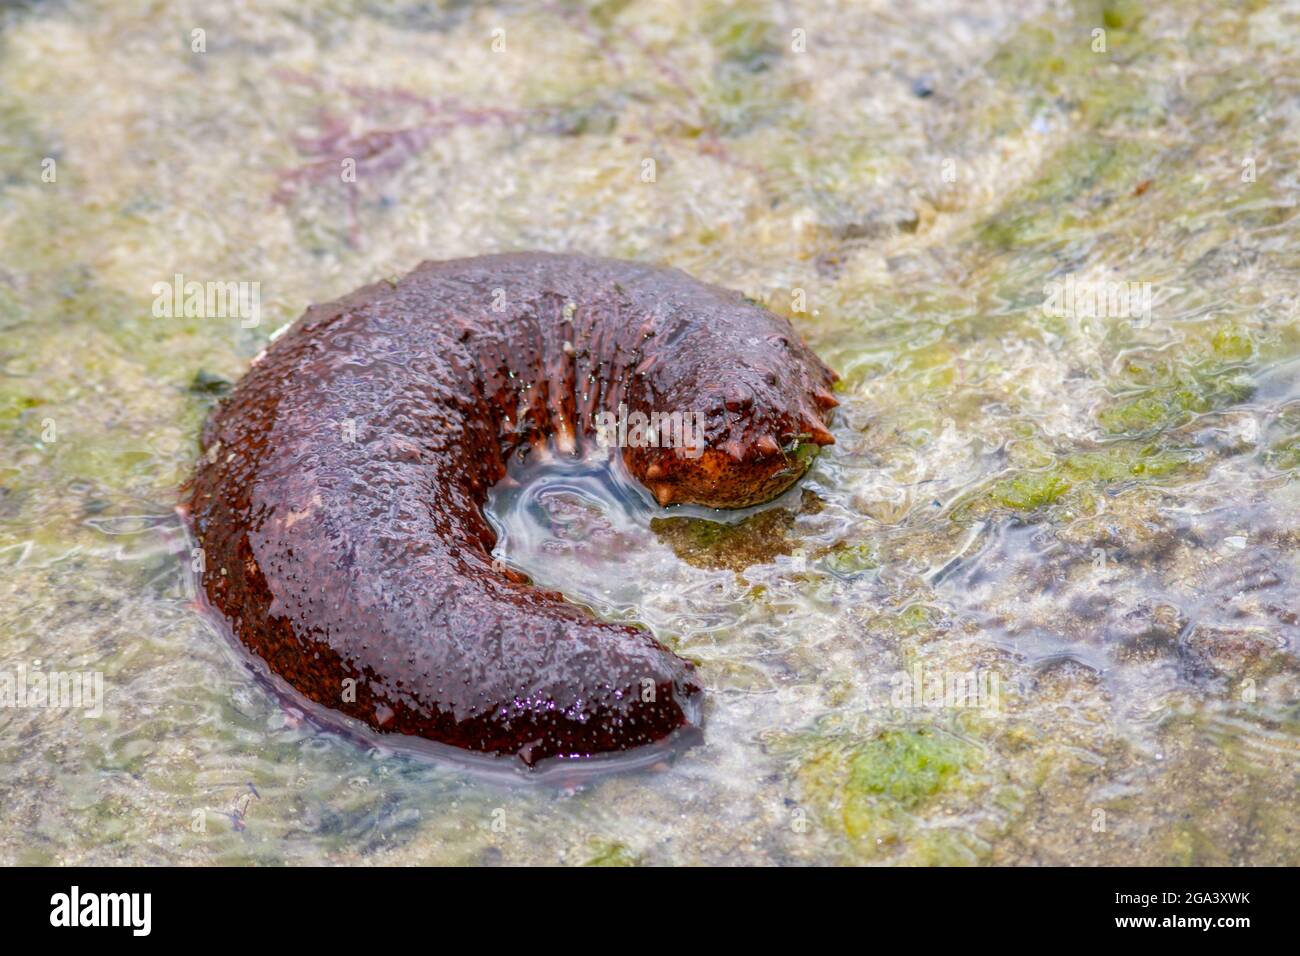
[185,254,837,766]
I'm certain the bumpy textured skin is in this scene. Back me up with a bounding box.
[184,253,838,766]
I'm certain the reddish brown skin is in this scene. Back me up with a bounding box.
[184,253,838,767]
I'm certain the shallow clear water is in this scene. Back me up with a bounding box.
[1,0,1298,864]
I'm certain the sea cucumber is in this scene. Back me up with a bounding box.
[184,253,838,766]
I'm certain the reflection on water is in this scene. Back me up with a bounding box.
[485,445,814,619]
[0,0,1297,864]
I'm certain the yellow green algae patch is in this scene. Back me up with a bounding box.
[980,441,1199,513]
[580,840,640,867]
[1097,350,1257,436]
[793,728,988,864]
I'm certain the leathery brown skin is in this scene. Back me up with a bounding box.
[183,253,838,767]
